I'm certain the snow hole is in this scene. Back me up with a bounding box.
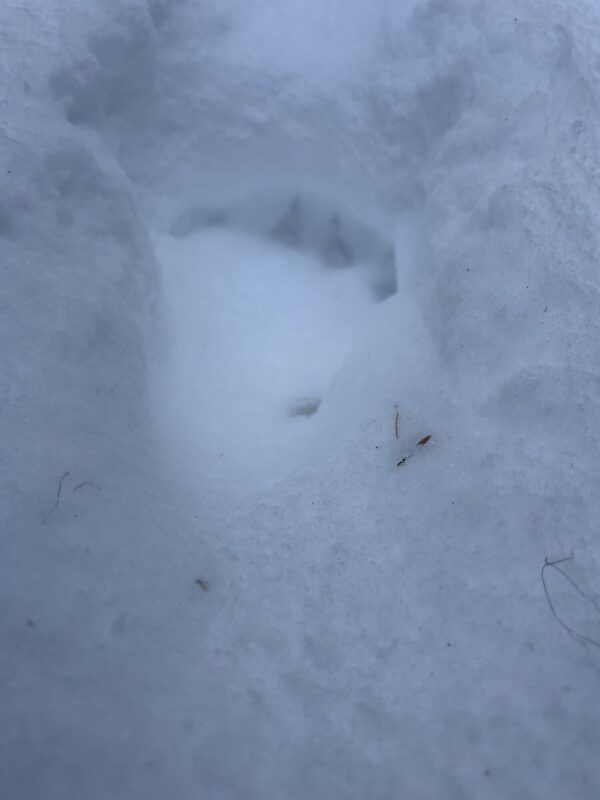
[154,187,397,491]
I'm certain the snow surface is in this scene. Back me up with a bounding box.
[2,1,600,798]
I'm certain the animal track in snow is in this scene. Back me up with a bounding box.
[153,191,396,490]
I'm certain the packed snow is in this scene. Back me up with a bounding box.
[2,1,600,798]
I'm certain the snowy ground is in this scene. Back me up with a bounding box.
[2,1,600,798]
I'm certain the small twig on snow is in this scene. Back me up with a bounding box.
[73,480,101,493]
[396,434,433,468]
[541,553,600,648]
[42,471,70,522]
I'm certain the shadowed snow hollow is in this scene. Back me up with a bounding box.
[154,188,397,489]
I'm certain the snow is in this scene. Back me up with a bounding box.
[2,0,600,798]
[154,188,396,491]
[154,228,375,489]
